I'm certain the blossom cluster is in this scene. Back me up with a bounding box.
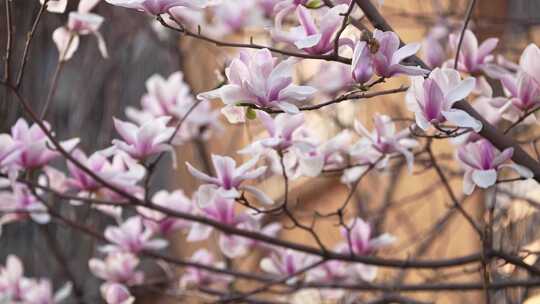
[2,0,540,303]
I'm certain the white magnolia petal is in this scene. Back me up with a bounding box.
[472,169,497,188]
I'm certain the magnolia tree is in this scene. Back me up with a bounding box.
[1,0,540,303]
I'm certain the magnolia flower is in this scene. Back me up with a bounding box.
[186,154,272,204]
[126,72,219,143]
[209,0,266,36]
[491,71,540,122]
[198,49,316,115]
[310,62,353,94]
[0,185,50,233]
[256,111,305,150]
[296,130,351,177]
[339,217,395,255]
[351,40,374,84]
[272,5,353,55]
[260,249,318,283]
[458,139,533,195]
[421,24,450,69]
[89,253,144,285]
[39,0,68,13]
[53,0,108,61]
[66,149,145,194]
[0,134,19,169]
[0,256,72,304]
[102,216,168,253]
[371,29,428,78]
[519,43,540,85]
[187,187,253,257]
[345,113,417,182]
[105,0,215,14]
[21,280,72,304]
[7,118,79,170]
[180,249,231,287]
[112,116,175,160]
[101,283,134,304]
[406,67,482,132]
[0,255,24,300]
[449,29,498,74]
[136,190,193,235]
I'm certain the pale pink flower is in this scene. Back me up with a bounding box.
[339,217,395,256]
[186,154,272,204]
[0,134,19,169]
[180,249,231,287]
[102,216,168,253]
[371,29,428,78]
[310,62,353,94]
[519,43,540,85]
[458,139,533,195]
[272,5,353,55]
[345,113,418,182]
[8,118,79,170]
[198,49,316,115]
[40,0,67,13]
[449,29,498,74]
[21,279,72,304]
[100,283,134,304]
[406,67,482,132]
[209,0,266,36]
[351,40,374,84]
[491,71,540,122]
[296,130,351,177]
[53,1,108,61]
[89,252,144,285]
[105,0,214,14]
[257,111,305,150]
[260,249,318,283]
[66,149,145,194]
[126,72,219,143]
[136,190,193,235]
[0,184,50,232]
[112,116,175,160]
[187,187,253,257]
[0,255,24,301]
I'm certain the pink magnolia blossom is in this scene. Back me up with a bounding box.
[458,139,533,195]
[310,62,353,94]
[186,154,272,204]
[351,40,374,84]
[0,184,50,234]
[406,67,482,132]
[112,116,175,160]
[187,187,253,257]
[180,249,231,287]
[136,190,193,235]
[449,29,498,74]
[105,0,214,14]
[126,72,219,143]
[66,149,145,194]
[296,130,351,177]
[100,283,134,304]
[260,249,318,283]
[339,217,395,256]
[0,134,19,169]
[257,111,305,150]
[421,24,450,69]
[0,256,72,304]
[40,0,67,13]
[7,118,79,170]
[198,49,316,115]
[53,0,108,61]
[370,29,428,78]
[344,113,417,182]
[89,253,144,285]
[21,279,72,304]
[491,71,540,122]
[272,5,353,55]
[209,0,266,36]
[102,216,168,253]
[519,43,540,85]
